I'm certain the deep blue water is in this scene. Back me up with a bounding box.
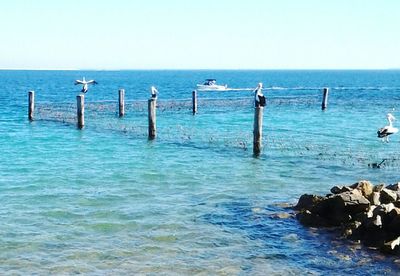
[1,70,400,274]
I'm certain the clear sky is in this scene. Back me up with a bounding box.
[0,0,399,70]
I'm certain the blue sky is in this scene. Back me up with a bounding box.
[0,0,399,69]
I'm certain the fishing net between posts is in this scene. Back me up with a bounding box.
[34,94,400,169]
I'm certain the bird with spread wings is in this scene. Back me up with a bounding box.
[74,77,98,93]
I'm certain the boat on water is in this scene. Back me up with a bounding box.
[196,79,228,91]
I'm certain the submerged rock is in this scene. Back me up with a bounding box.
[294,180,400,255]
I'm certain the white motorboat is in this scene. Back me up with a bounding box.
[196,79,228,91]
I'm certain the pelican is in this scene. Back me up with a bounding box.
[377,113,398,142]
[150,86,158,99]
[254,82,265,107]
[74,77,98,93]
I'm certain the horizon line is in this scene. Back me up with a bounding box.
[0,68,399,71]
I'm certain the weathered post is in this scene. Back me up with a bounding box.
[322,88,329,110]
[253,83,264,156]
[28,91,35,121]
[192,90,197,115]
[118,89,125,117]
[253,106,264,156]
[76,94,85,129]
[148,98,157,139]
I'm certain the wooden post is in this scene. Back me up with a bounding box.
[76,94,84,129]
[119,89,125,117]
[322,88,329,110]
[148,98,156,139]
[192,90,197,115]
[253,106,264,156]
[28,91,34,121]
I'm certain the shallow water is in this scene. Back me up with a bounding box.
[1,70,400,274]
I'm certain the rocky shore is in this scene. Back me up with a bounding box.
[294,180,400,254]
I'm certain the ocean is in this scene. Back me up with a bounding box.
[1,70,400,274]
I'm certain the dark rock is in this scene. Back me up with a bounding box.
[382,237,400,254]
[388,207,400,217]
[386,183,400,191]
[296,210,331,227]
[294,180,400,255]
[342,220,362,239]
[362,217,386,247]
[373,203,395,218]
[330,185,353,194]
[380,188,398,204]
[337,190,370,214]
[310,191,369,226]
[393,201,400,208]
[387,213,400,236]
[294,194,326,211]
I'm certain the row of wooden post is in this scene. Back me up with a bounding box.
[77,89,126,129]
[28,87,329,156]
[191,88,329,156]
[190,88,330,115]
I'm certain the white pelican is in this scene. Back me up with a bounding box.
[74,77,98,93]
[150,86,158,99]
[377,113,399,142]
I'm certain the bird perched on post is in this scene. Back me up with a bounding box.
[74,77,98,93]
[377,113,399,142]
[254,82,266,107]
[150,86,158,99]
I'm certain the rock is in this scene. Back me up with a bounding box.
[384,208,400,235]
[372,203,395,218]
[387,213,400,236]
[350,180,373,198]
[330,185,353,194]
[294,194,326,211]
[367,205,376,218]
[394,201,400,208]
[336,191,370,214]
[373,215,382,227]
[294,180,400,255]
[296,210,331,227]
[273,202,294,208]
[271,212,293,219]
[380,188,398,204]
[389,207,400,216]
[373,184,385,192]
[370,192,381,206]
[310,191,369,226]
[342,220,362,239]
[383,203,395,213]
[386,183,400,191]
[382,237,400,254]
[362,218,386,247]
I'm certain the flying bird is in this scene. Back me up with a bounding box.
[377,113,399,142]
[74,77,98,93]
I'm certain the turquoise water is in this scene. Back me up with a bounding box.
[1,70,400,274]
